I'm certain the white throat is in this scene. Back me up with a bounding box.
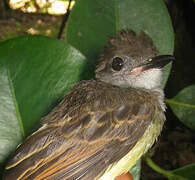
[102,68,165,110]
[107,68,162,91]
[129,68,162,90]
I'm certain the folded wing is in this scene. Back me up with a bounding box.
[4,81,160,180]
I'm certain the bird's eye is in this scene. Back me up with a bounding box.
[111,57,124,71]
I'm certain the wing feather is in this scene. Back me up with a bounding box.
[4,81,163,180]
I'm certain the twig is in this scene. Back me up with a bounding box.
[57,0,72,39]
[144,153,188,180]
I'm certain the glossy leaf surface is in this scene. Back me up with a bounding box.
[0,66,23,163]
[0,36,87,136]
[166,85,195,130]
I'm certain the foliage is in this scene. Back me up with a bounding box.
[172,164,195,180]
[166,85,195,130]
[0,67,22,163]
[145,154,195,180]
[0,0,194,179]
[0,36,87,137]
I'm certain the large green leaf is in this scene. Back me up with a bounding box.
[66,0,174,86]
[0,36,88,136]
[0,66,23,163]
[166,85,195,130]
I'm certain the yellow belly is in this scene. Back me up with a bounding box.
[98,119,162,180]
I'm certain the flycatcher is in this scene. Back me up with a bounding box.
[4,30,174,180]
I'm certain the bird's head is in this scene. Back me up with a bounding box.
[95,30,174,90]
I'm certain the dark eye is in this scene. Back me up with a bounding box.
[112,57,124,71]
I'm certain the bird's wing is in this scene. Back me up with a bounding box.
[4,81,163,180]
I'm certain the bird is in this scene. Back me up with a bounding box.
[3,30,174,180]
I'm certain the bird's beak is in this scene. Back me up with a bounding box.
[141,55,175,70]
[129,55,175,75]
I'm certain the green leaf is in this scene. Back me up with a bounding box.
[0,66,23,163]
[129,159,141,180]
[0,35,88,136]
[171,163,195,180]
[66,0,174,86]
[166,85,195,130]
